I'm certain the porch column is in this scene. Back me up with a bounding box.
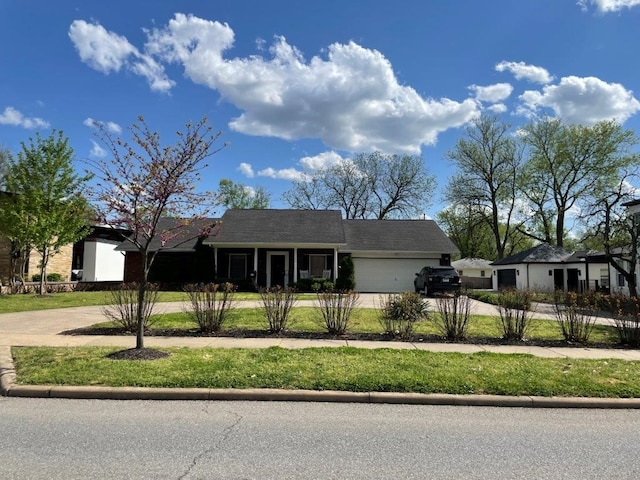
[254,247,258,275]
[333,247,338,281]
[293,247,298,282]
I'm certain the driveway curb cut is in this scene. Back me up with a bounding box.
[2,346,640,408]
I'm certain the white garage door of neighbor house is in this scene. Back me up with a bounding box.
[353,258,432,293]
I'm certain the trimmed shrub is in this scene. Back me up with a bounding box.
[379,291,428,339]
[553,291,597,344]
[102,282,159,332]
[431,291,473,341]
[259,286,297,333]
[496,289,533,341]
[315,290,360,335]
[294,278,334,292]
[184,282,236,333]
[31,272,64,282]
[604,294,640,347]
[335,256,355,291]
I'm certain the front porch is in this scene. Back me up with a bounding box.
[213,247,341,289]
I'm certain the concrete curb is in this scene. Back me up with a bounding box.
[2,346,640,408]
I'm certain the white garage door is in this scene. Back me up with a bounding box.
[353,258,434,293]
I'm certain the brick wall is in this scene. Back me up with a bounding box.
[0,234,74,284]
[26,244,73,281]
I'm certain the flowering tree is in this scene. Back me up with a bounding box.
[89,116,224,349]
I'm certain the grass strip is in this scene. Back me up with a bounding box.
[12,346,640,398]
[98,307,620,346]
[0,291,315,314]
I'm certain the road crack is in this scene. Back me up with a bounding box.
[178,410,243,480]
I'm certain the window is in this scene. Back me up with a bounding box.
[309,254,328,277]
[618,273,626,288]
[458,270,464,276]
[229,254,247,279]
[480,270,485,277]
[600,268,609,288]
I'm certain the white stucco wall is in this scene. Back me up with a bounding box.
[82,240,125,282]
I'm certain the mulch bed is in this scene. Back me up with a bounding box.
[61,326,627,350]
[107,348,171,361]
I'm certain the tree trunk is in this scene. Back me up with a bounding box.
[136,281,146,349]
[38,247,47,296]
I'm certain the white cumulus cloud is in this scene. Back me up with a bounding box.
[495,61,554,84]
[90,140,107,158]
[298,151,346,171]
[578,0,640,12]
[0,106,49,129]
[73,13,479,154]
[238,162,254,178]
[83,117,122,133]
[258,167,309,181]
[469,83,513,103]
[69,20,175,93]
[519,75,640,124]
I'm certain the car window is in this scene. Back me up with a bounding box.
[432,268,458,277]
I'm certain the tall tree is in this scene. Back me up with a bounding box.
[217,178,270,209]
[580,168,640,296]
[437,205,496,259]
[437,204,533,260]
[444,115,524,259]
[283,152,435,219]
[520,119,638,247]
[0,131,92,294]
[89,116,224,350]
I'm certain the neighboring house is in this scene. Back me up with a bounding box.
[610,199,640,296]
[452,257,493,289]
[73,226,131,282]
[491,244,609,292]
[118,209,459,293]
[0,234,73,284]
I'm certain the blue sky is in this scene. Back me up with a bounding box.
[1,0,640,218]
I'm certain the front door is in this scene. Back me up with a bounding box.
[268,252,287,288]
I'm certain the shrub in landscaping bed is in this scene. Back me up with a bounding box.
[335,256,355,291]
[293,278,335,292]
[553,291,598,344]
[315,290,359,335]
[259,286,297,333]
[102,282,159,332]
[604,293,640,347]
[184,282,236,333]
[379,292,428,339]
[431,292,473,341]
[496,289,533,341]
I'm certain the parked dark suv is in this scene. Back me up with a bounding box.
[414,266,461,296]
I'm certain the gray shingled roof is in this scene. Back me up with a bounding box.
[492,243,571,265]
[205,209,346,245]
[116,217,219,252]
[342,219,459,253]
[452,257,494,269]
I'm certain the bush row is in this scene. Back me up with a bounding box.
[98,283,640,348]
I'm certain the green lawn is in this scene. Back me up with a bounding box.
[106,307,619,346]
[12,346,640,398]
[0,291,315,314]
